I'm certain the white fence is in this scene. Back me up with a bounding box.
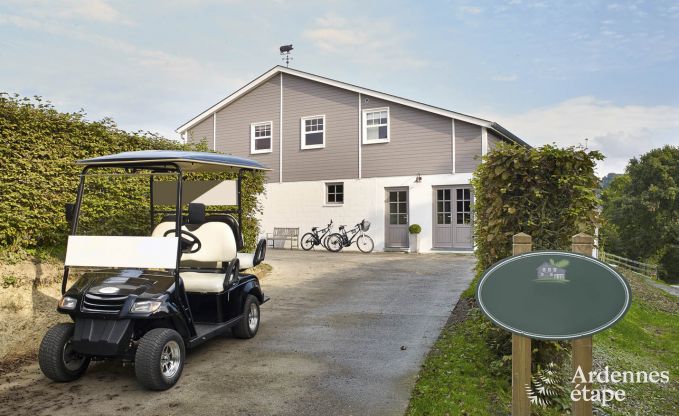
[599,251,658,280]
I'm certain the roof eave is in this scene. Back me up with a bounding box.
[489,122,531,148]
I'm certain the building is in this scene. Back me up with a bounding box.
[177,66,529,252]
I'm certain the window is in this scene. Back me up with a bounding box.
[326,183,344,204]
[363,107,389,144]
[456,188,471,224]
[250,121,272,154]
[301,115,325,149]
[388,190,408,224]
[436,189,452,225]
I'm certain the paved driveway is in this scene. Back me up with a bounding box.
[0,250,474,416]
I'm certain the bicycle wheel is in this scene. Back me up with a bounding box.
[356,235,374,253]
[300,233,316,251]
[326,234,344,253]
[321,234,331,249]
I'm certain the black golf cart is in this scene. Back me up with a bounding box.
[39,150,269,390]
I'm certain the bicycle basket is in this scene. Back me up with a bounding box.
[360,220,371,232]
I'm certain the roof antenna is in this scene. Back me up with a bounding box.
[279,44,293,67]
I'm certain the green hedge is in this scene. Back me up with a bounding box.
[472,143,603,273]
[0,94,265,251]
[470,143,603,371]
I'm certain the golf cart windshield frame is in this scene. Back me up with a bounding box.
[62,161,249,294]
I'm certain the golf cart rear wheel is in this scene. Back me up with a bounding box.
[232,295,260,339]
[300,233,316,250]
[39,323,90,382]
[135,328,185,391]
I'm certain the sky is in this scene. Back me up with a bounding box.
[1,0,678,174]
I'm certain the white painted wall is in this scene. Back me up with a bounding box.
[257,173,473,252]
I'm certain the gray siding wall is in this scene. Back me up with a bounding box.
[185,74,490,181]
[361,95,453,178]
[187,117,213,147]
[455,120,482,172]
[281,74,359,182]
[488,131,502,152]
[214,76,281,182]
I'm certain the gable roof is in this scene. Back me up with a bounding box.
[176,66,529,147]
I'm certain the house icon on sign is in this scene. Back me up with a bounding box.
[536,262,567,282]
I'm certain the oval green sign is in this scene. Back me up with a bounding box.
[477,251,631,340]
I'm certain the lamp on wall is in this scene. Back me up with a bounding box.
[415,173,422,183]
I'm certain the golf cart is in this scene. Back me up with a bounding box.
[39,150,269,390]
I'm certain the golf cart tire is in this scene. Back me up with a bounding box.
[39,323,90,382]
[135,328,185,391]
[232,295,260,339]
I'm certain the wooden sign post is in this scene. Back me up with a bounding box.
[512,233,532,416]
[509,233,596,416]
[478,233,630,416]
[571,233,594,416]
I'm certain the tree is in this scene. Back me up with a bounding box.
[601,146,679,280]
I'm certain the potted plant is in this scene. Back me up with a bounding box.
[409,224,422,253]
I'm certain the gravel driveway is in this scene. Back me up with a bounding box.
[0,250,474,416]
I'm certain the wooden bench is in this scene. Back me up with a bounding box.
[266,227,299,250]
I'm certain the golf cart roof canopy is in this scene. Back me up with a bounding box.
[77,150,270,173]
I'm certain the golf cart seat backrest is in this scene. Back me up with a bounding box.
[159,204,244,251]
[203,215,243,251]
[151,221,237,267]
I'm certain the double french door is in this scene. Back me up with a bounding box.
[433,187,473,249]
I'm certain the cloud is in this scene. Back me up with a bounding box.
[460,6,483,14]
[0,13,225,84]
[486,97,679,174]
[4,0,130,24]
[304,14,427,70]
[491,74,518,82]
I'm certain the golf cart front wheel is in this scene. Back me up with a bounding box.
[232,295,260,339]
[39,323,90,382]
[135,328,185,391]
[300,233,316,251]
[357,235,374,253]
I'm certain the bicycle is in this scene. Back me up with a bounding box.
[326,219,374,253]
[300,220,335,251]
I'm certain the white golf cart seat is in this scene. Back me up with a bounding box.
[236,252,255,269]
[152,221,237,293]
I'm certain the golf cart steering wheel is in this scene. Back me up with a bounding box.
[163,229,202,254]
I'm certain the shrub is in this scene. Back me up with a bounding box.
[0,94,265,251]
[408,224,422,234]
[472,143,603,274]
[471,143,603,373]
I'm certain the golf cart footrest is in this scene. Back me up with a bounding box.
[72,318,133,356]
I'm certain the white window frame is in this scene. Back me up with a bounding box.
[362,107,390,144]
[300,115,326,150]
[250,121,273,154]
[325,182,344,205]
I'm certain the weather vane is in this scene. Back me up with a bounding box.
[280,44,293,67]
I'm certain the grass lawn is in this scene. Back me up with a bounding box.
[407,271,678,416]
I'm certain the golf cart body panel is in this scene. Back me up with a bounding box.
[42,150,270,388]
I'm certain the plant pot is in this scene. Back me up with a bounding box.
[409,234,420,253]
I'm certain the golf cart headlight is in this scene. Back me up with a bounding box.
[58,296,77,310]
[130,300,162,313]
